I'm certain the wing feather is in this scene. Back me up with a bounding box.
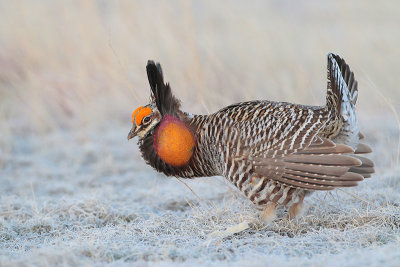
[252,136,363,190]
[221,102,365,191]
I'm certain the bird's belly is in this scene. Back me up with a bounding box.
[239,177,308,209]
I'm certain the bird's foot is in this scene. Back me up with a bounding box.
[260,202,277,224]
[287,194,305,220]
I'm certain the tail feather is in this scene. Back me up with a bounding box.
[326,53,358,112]
[324,53,360,149]
[323,53,375,178]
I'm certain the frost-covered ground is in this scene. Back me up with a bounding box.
[1,1,400,266]
[1,117,399,266]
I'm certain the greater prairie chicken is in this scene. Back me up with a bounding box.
[127,53,374,222]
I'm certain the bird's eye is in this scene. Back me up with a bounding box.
[142,116,151,124]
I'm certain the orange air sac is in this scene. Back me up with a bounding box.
[154,115,195,167]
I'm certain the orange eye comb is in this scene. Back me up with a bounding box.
[132,106,152,125]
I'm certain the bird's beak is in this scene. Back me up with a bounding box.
[127,125,138,140]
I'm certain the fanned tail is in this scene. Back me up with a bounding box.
[323,53,374,178]
[324,53,360,148]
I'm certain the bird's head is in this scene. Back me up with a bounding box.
[128,60,195,167]
[127,103,162,139]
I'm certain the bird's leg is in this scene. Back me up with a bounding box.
[260,202,277,224]
[287,193,305,220]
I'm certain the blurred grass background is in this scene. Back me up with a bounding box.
[1,1,400,265]
[1,0,399,141]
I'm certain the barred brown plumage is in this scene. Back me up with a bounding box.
[127,53,375,223]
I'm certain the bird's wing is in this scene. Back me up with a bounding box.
[347,133,375,178]
[223,102,363,191]
[251,136,363,190]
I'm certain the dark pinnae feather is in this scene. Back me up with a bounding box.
[146,60,162,110]
[146,60,181,115]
